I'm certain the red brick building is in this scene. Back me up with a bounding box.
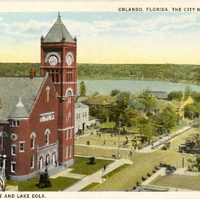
[0,14,77,181]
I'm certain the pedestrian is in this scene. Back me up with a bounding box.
[104,164,106,171]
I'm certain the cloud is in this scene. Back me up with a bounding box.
[0,18,52,40]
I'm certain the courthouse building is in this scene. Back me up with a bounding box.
[0,13,77,181]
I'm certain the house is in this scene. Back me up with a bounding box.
[78,95,116,108]
[150,91,169,100]
[75,102,89,135]
[0,13,77,181]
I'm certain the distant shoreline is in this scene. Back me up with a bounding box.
[1,63,200,86]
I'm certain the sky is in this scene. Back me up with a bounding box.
[1,2,200,64]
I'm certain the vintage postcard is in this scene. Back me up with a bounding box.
[0,1,200,199]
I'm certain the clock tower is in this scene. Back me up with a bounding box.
[40,13,77,165]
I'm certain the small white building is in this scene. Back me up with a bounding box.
[75,102,89,135]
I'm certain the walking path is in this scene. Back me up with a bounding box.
[63,159,132,192]
[139,125,192,153]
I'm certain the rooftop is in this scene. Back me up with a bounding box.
[43,13,75,43]
[0,77,45,121]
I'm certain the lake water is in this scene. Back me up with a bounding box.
[77,80,200,95]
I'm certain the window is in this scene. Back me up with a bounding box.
[66,69,73,82]
[2,136,6,151]
[31,137,34,149]
[39,157,43,170]
[19,142,25,152]
[30,132,36,149]
[40,112,55,122]
[66,146,68,158]
[11,162,16,173]
[31,156,34,168]
[11,145,16,155]
[10,120,20,127]
[45,129,50,145]
[46,155,50,167]
[66,89,73,97]
[66,130,68,140]
[69,145,72,157]
[46,134,49,145]
[70,129,72,139]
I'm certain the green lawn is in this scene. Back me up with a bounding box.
[103,164,131,179]
[102,122,116,129]
[70,156,114,175]
[6,177,79,191]
[6,156,114,191]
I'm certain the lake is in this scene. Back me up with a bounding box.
[77,80,200,95]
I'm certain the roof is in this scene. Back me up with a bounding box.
[76,96,90,103]
[85,95,116,106]
[75,102,88,109]
[0,77,45,121]
[8,98,29,119]
[150,91,169,99]
[44,13,75,43]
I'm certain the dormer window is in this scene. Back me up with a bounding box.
[10,120,20,127]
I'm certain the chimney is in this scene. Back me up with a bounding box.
[30,69,36,79]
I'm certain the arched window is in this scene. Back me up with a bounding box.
[65,88,73,97]
[2,132,7,151]
[30,132,36,149]
[39,157,43,170]
[52,152,57,165]
[45,129,50,145]
[46,154,50,166]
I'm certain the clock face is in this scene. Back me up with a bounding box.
[48,55,58,66]
[66,54,73,66]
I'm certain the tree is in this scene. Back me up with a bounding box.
[96,107,110,123]
[191,91,200,102]
[184,104,196,119]
[110,91,131,124]
[123,108,141,127]
[139,121,155,142]
[79,81,86,96]
[154,107,178,133]
[139,90,157,112]
[168,91,183,101]
[111,89,120,96]
[184,86,192,101]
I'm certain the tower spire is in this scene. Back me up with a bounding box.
[58,12,61,20]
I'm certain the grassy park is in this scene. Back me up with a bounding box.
[75,126,200,191]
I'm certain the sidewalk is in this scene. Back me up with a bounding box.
[63,158,132,192]
[138,125,192,153]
